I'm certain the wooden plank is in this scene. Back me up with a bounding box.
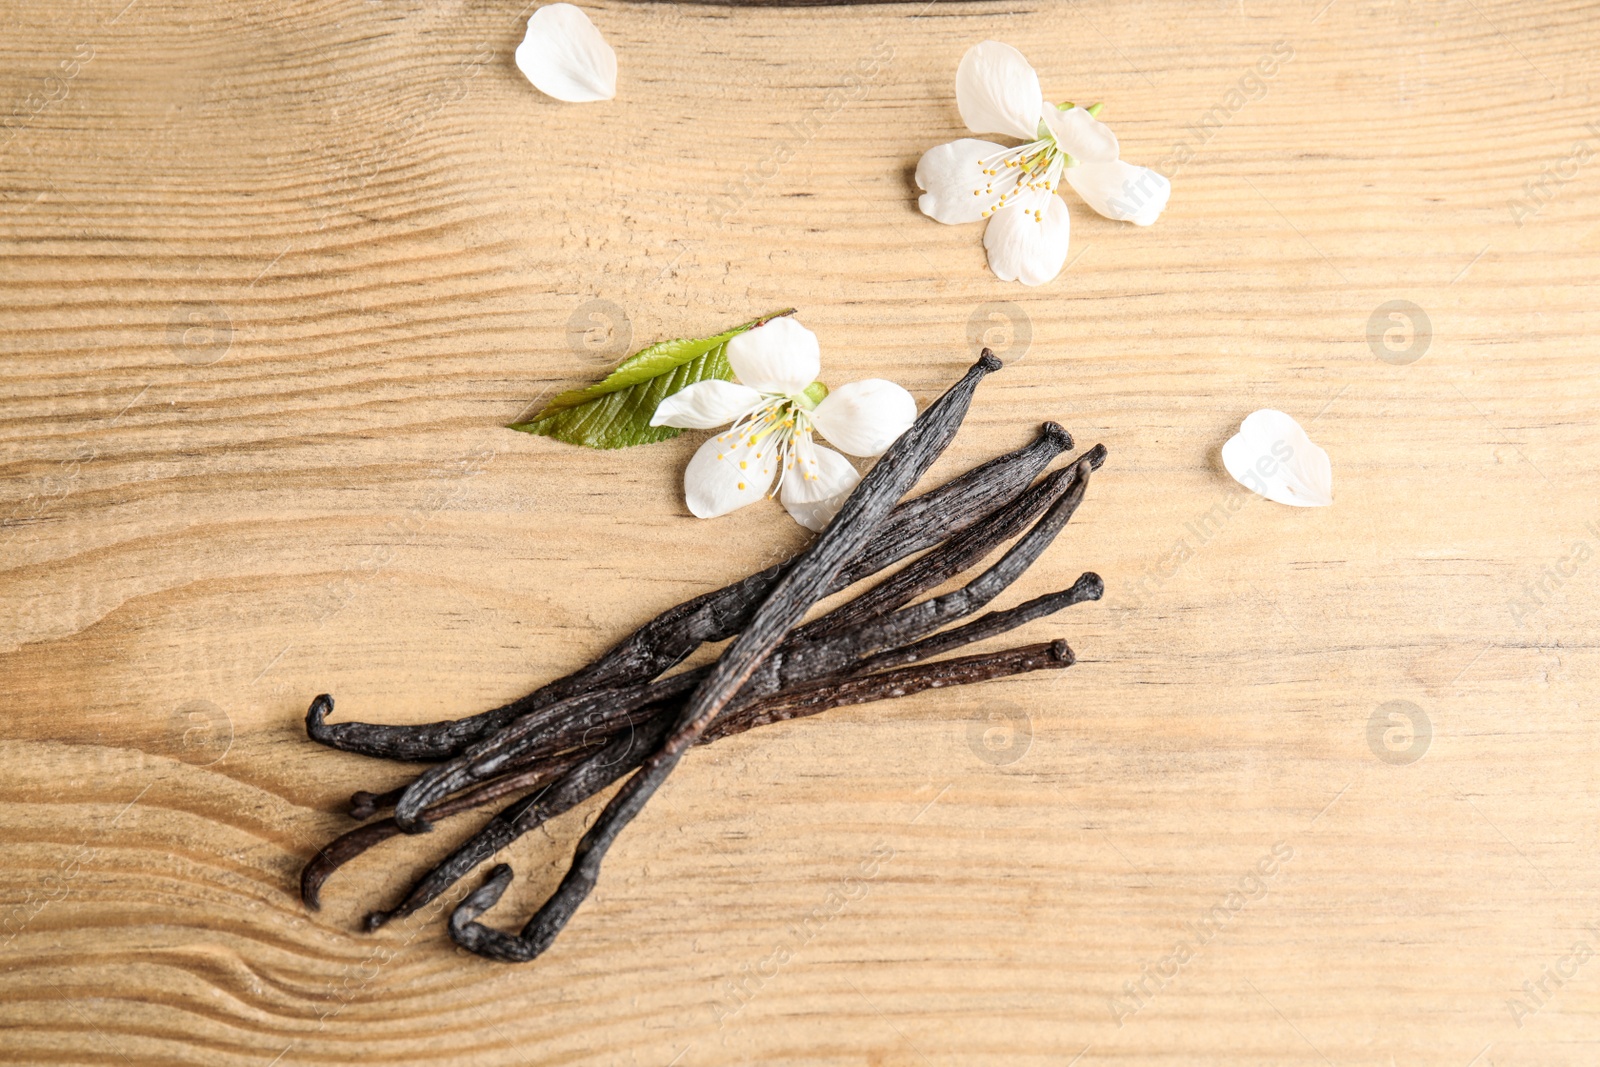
[1,0,1596,1063]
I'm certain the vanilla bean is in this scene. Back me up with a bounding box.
[345,681,684,821]
[310,366,1017,916]
[293,358,1116,966]
[366,713,676,928]
[836,421,1070,588]
[389,673,706,832]
[447,640,1074,960]
[348,788,400,822]
[796,443,1107,643]
[305,421,1068,762]
[329,636,1079,922]
[848,572,1103,677]
[310,559,1099,910]
[342,563,1099,919]
[753,453,1098,690]
[387,390,1059,832]
[456,353,1002,961]
[303,745,596,911]
[390,353,999,839]
[344,449,1104,833]
[389,457,1088,829]
[360,637,1073,930]
[708,639,1074,740]
[361,557,1100,838]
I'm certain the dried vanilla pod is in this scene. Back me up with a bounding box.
[295,355,1111,966]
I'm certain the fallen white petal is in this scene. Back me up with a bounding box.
[1221,409,1332,507]
[683,429,778,519]
[781,443,860,532]
[956,41,1043,141]
[725,317,821,396]
[515,4,617,104]
[1042,105,1119,163]
[650,379,764,429]
[982,194,1072,286]
[915,138,1011,225]
[810,379,918,458]
[1066,159,1170,225]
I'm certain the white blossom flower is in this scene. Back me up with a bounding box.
[1222,409,1332,507]
[915,41,1171,285]
[515,4,617,103]
[650,317,917,531]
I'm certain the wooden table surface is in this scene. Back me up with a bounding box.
[3,0,1597,1063]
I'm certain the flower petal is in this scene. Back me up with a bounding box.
[515,4,617,104]
[1221,409,1332,507]
[683,429,778,519]
[916,138,1011,225]
[780,444,860,532]
[1066,159,1170,225]
[650,380,763,429]
[782,435,858,504]
[809,379,918,458]
[1042,105,1119,162]
[982,194,1072,286]
[956,41,1043,141]
[725,317,821,396]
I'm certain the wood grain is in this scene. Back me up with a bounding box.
[2,0,1597,1063]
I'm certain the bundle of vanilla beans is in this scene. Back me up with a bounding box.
[300,351,1106,962]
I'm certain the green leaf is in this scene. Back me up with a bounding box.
[509,309,796,450]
